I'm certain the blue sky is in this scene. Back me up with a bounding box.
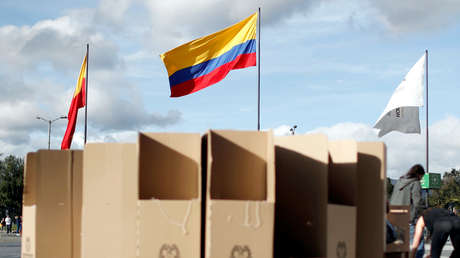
[1,0,460,177]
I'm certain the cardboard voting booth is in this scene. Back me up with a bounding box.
[203,130,275,258]
[22,130,388,258]
[81,133,202,258]
[274,137,387,258]
[137,133,202,258]
[81,143,138,258]
[22,150,83,258]
[356,142,387,258]
[328,140,357,258]
[274,134,329,258]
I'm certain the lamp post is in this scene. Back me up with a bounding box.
[36,115,67,149]
[290,125,298,135]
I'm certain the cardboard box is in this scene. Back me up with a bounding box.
[356,142,386,258]
[81,143,138,258]
[274,134,328,258]
[136,133,201,258]
[327,204,356,258]
[386,206,410,253]
[21,150,82,258]
[328,140,357,258]
[203,130,275,258]
[22,153,37,258]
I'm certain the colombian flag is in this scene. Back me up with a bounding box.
[61,54,87,149]
[161,12,257,97]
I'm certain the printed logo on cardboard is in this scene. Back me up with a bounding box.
[336,241,347,258]
[230,245,252,258]
[25,236,31,252]
[159,244,180,258]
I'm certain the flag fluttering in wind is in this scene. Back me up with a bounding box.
[161,12,257,97]
[374,53,426,137]
[61,53,87,149]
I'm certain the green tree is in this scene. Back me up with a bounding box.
[0,155,24,217]
[428,168,460,208]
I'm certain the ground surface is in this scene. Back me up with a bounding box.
[0,231,21,258]
[0,231,455,258]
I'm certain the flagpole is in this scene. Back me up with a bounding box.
[425,49,429,174]
[84,43,89,144]
[425,49,429,208]
[257,7,261,131]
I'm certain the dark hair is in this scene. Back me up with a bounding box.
[401,164,425,179]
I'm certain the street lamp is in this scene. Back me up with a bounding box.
[36,115,68,149]
[290,125,298,135]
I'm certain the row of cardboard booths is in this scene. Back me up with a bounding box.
[21,130,408,258]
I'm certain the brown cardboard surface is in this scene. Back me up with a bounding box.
[207,200,274,257]
[38,151,72,257]
[137,200,201,258]
[356,142,386,258]
[22,152,37,258]
[138,133,199,200]
[327,204,356,258]
[36,150,72,258]
[22,150,83,258]
[81,143,138,258]
[274,134,328,258]
[386,206,410,253]
[328,140,357,206]
[327,141,357,258]
[204,130,275,258]
[72,151,83,258]
[137,133,201,258]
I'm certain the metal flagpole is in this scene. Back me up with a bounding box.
[84,43,89,144]
[426,49,429,174]
[257,7,261,131]
[425,49,429,207]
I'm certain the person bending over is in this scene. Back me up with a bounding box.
[411,208,460,258]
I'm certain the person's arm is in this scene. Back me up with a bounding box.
[410,216,425,258]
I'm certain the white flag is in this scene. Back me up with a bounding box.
[374,53,426,137]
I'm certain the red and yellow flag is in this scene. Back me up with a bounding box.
[61,54,87,149]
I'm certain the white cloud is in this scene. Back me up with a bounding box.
[273,125,292,136]
[2,0,460,160]
[140,0,322,53]
[0,6,182,152]
[273,116,460,179]
[368,0,460,34]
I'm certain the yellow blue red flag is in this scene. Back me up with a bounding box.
[161,12,257,97]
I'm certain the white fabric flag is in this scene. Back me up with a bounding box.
[374,53,426,137]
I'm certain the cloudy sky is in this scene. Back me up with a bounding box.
[1,0,460,178]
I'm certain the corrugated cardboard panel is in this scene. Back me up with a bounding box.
[328,140,357,206]
[208,130,273,201]
[207,200,274,258]
[357,142,386,258]
[72,151,83,258]
[22,152,37,258]
[36,150,72,258]
[327,141,357,258]
[327,204,356,258]
[137,200,201,258]
[137,133,201,258]
[205,130,275,258]
[81,144,138,258]
[138,133,200,200]
[274,134,328,258]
